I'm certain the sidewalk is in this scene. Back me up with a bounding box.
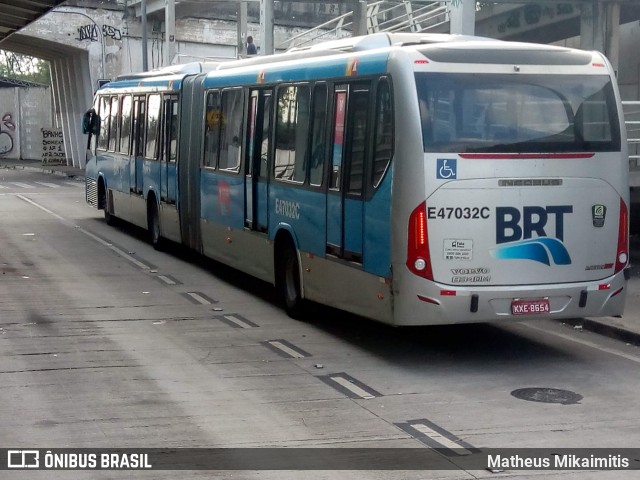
[2,158,640,345]
[0,158,84,179]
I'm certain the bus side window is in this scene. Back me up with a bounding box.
[259,93,272,179]
[133,97,146,158]
[309,84,327,187]
[165,97,178,162]
[274,85,310,183]
[145,94,161,160]
[97,96,110,151]
[204,91,221,168]
[345,89,370,196]
[330,90,347,191]
[119,95,132,155]
[108,96,119,152]
[372,79,393,188]
[219,89,243,172]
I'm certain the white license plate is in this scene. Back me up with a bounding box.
[511,298,550,315]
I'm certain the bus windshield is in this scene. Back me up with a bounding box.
[415,73,621,154]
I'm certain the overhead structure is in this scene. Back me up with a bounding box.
[0,0,68,45]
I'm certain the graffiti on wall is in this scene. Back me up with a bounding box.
[0,113,15,155]
[102,25,122,41]
[77,24,99,42]
[76,24,122,42]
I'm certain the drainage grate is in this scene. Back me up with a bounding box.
[511,387,583,405]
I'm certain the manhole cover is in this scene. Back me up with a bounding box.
[511,387,582,405]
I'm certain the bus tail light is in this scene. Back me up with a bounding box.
[407,201,433,280]
[615,198,628,274]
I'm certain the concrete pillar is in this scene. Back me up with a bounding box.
[580,1,606,52]
[141,0,149,70]
[605,2,620,75]
[260,0,274,55]
[580,1,621,74]
[62,58,77,167]
[165,0,176,66]
[352,0,368,37]
[449,0,475,35]
[237,2,248,57]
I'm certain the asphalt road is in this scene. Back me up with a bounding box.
[1,169,639,479]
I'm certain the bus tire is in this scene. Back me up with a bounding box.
[148,199,164,251]
[99,180,115,226]
[279,245,307,319]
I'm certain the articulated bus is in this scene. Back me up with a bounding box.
[84,32,629,325]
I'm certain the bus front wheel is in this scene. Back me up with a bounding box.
[279,246,306,319]
[99,182,115,226]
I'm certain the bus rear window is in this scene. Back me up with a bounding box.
[415,73,621,153]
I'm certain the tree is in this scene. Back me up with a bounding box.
[0,50,51,85]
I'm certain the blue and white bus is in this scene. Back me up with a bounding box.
[85,32,629,325]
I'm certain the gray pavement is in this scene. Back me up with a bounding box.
[2,157,640,346]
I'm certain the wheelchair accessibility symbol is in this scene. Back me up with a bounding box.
[437,159,457,179]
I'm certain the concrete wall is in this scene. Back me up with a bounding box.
[0,87,52,161]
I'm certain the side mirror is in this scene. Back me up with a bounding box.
[82,108,100,136]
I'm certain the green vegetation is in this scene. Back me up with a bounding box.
[0,50,51,85]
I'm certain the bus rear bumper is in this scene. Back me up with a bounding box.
[393,273,628,326]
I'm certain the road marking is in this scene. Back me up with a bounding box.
[11,182,34,189]
[184,292,217,305]
[0,185,8,189]
[522,323,640,365]
[65,182,83,188]
[331,376,376,399]
[263,339,311,359]
[34,182,60,188]
[157,275,179,285]
[409,423,473,454]
[16,195,153,271]
[318,373,381,399]
[215,314,258,329]
[395,419,480,457]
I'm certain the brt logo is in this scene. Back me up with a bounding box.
[492,206,573,266]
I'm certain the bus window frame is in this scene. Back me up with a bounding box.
[144,93,162,161]
[309,82,328,189]
[203,89,221,171]
[370,76,394,192]
[218,87,244,174]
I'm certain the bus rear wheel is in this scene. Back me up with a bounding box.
[148,201,164,251]
[279,246,307,319]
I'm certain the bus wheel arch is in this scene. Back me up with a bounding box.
[274,229,307,319]
[146,192,164,250]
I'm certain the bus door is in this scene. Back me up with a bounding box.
[131,95,146,195]
[244,89,271,232]
[160,96,178,204]
[326,83,370,263]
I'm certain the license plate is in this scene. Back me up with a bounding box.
[511,298,550,315]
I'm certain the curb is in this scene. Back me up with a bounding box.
[561,317,640,346]
[2,163,84,179]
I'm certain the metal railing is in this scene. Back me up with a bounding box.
[277,1,450,51]
[623,101,640,168]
